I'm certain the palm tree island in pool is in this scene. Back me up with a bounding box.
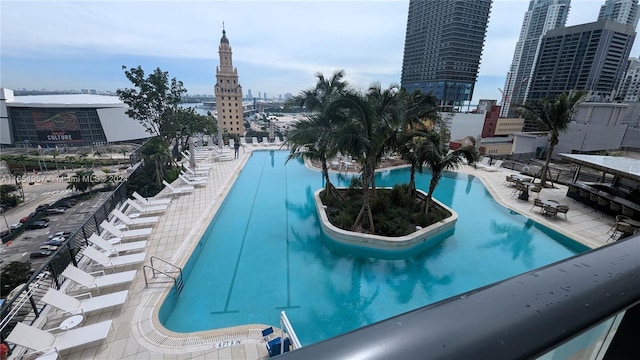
[285,71,478,248]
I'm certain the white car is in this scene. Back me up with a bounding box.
[39,245,58,251]
[48,231,72,240]
[9,223,22,230]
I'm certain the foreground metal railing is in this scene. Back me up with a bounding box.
[277,234,640,359]
[0,178,131,342]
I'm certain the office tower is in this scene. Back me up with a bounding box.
[526,20,636,130]
[400,0,492,110]
[500,0,571,117]
[248,89,253,99]
[617,57,640,101]
[598,0,639,27]
[215,28,245,136]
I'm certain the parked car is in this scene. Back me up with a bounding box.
[9,223,22,230]
[36,204,50,212]
[20,212,37,223]
[58,202,75,209]
[46,208,66,214]
[39,245,58,251]
[29,250,52,258]
[44,238,65,246]
[26,221,49,230]
[48,231,72,240]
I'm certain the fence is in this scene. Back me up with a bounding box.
[0,173,131,343]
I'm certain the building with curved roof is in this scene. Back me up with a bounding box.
[1,88,151,147]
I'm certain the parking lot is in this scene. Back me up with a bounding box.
[1,172,114,271]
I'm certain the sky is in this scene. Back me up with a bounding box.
[1,0,639,104]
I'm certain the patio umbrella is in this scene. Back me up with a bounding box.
[269,121,275,142]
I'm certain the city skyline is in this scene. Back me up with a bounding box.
[1,0,639,103]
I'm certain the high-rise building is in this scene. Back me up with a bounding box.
[215,28,244,136]
[598,0,639,28]
[617,57,640,101]
[526,20,636,130]
[500,0,571,117]
[529,20,636,101]
[400,0,492,110]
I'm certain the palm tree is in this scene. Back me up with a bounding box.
[50,150,60,172]
[65,156,76,170]
[66,170,98,194]
[519,91,585,187]
[285,70,348,199]
[328,84,403,233]
[289,69,347,111]
[395,89,441,197]
[415,131,477,216]
[285,114,344,199]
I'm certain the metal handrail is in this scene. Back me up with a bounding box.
[142,266,181,287]
[148,256,183,278]
[143,256,184,294]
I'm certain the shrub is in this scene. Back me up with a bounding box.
[1,261,32,296]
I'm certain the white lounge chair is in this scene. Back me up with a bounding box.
[132,191,171,206]
[262,137,270,146]
[252,137,260,146]
[183,163,211,175]
[476,157,491,169]
[182,150,207,159]
[162,180,194,195]
[88,233,147,255]
[100,220,152,240]
[179,173,207,186]
[111,208,159,227]
[41,287,128,315]
[482,159,504,172]
[6,320,113,354]
[126,199,168,214]
[61,264,136,293]
[179,171,208,182]
[82,246,146,270]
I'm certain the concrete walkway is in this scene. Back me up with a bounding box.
[32,150,617,360]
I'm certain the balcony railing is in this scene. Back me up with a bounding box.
[277,234,640,359]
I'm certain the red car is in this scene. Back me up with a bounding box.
[20,212,37,223]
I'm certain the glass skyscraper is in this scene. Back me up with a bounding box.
[400,0,492,110]
[500,0,571,117]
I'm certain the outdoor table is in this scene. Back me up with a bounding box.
[59,314,84,331]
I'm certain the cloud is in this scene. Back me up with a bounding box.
[2,0,638,101]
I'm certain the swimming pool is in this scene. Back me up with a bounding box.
[159,150,587,345]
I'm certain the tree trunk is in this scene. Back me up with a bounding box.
[540,141,556,187]
[353,167,375,234]
[408,163,417,198]
[424,172,440,216]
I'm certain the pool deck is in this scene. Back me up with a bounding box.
[44,148,617,360]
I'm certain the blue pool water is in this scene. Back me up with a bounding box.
[160,150,587,345]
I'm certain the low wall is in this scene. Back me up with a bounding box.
[315,188,458,258]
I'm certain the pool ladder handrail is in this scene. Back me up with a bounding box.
[143,256,184,295]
